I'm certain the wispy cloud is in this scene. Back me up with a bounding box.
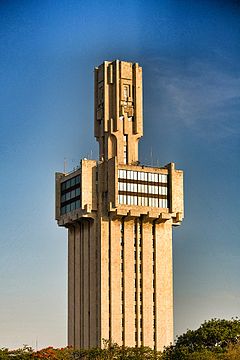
[149,54,240,140]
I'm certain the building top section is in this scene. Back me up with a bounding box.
[55,159,184,227]
[55,61,184,228]
[94,60,143,164]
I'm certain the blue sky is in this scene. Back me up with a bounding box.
[0,0,239,350]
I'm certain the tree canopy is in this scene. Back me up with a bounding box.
[1,319,240,359]
[162,318,240,359]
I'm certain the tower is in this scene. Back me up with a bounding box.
[55,60,184,351]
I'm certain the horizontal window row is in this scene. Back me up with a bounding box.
[118,182,167,195]
[118,169,167,183]
[61,187,80,202]
[118,195,168,208]
[61,200,80,215]
[61,175,80,191]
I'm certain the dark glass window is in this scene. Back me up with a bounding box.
[60,174,81,214]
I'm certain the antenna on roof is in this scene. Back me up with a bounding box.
[150,147,153,166]
[64,158,67,173]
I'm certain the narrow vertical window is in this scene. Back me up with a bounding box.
[152,221,156,348]
[123,135,128,164]
[120,219,125,345]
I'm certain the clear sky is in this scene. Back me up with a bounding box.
[0,0,239,350]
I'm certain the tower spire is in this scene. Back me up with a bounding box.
[94,60,143,164]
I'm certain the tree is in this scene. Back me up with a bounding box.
[162,318,240,360]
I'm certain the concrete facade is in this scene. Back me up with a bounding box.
[55,60,184,351]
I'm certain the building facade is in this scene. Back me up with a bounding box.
[55,60,184,351]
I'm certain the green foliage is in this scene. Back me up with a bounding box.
[2,320,240,359]
[162,318,240,360]
[73,341,161,359]
[0,346,33,360]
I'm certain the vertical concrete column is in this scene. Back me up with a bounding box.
[82,220,90,348]
[100,218,109,344]
[79,222,84,347]
[124,219,135,346]
[104,62,109,134]
[68,226,75,347]
[110,218,122,344]
[142,221,154,348]
[115,60,120,133]
[96,218,101,347]
[89,219,97,347]
[155,220,173,351]
[74,223,81,348]
[135,219,140,346]
[133,63,143,136]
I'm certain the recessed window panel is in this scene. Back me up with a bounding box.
[71,189,75,199]
[66,180,71,189]
[61,182,66,191]
[144,197,148,206]
[117,169,168,208]
[70,202,75,211]
[76,200,80,209]
[75,188,80,196]
[161,186,167,195]
[70,178,76,187]
[61,194,66,202]
[138,184,143,193]
[66,204,71,213]
[162,174,167,183]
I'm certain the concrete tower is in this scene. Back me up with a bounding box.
[55,60,184,351]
